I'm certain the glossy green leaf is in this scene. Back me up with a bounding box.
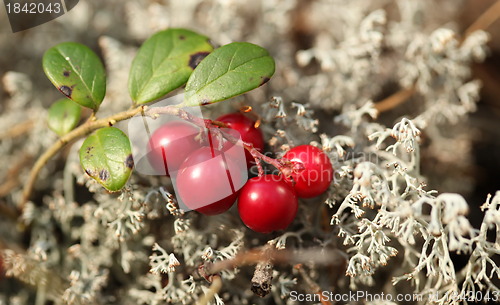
[128,28,213,104]
[47,98,82,136]
[182,42,275,107]
[43,42,106,111]
[79,127,134,192]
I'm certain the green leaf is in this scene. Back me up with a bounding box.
[182,42,275,107]
[43,42,106,111]
[128,28,213,104]
[79,127,134,192]
[47,98,82,136]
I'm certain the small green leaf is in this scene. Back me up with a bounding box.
[182,42,275,107]
[128,28,213,104]
[79,127,134,192]
[47,98,82,136]
[43,42,106,111]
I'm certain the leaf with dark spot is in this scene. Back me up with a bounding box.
[59,85,72,97]
[260,77,270,86]
[128,28,213,104]
[189,52,210,69]
[125,154,134,169]
[183,42,275,107]
[79,127,133,191]
[47,98,82,136]
[43,42,106,111]
[99,169,110,181]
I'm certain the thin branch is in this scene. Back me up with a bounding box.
[463,0,500,39]
[0,120,35,140]
[375,1,500,114]
[207,248,269,274]
[374,85,416,113]
[206,246,347,275]
[193,246,346,304]
[0,202,19,221]
[295,264,333,305]
[0,154,32,199]
[0,236,26,254]
[198,247,345,303]
[0,154,32,219]
[195,275,223,305]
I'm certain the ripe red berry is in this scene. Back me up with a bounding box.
[147,121,203,176]
[216,113,264,166]
[283,145,333,198]
[176,147,245,215]
[238,175,298,233]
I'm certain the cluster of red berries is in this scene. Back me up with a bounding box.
[147,113,333,233]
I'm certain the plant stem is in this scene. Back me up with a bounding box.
[375,2,500,113]
[0,154,32,199]
[206,247,346,275]
[374,85,416,113]
[0,202,19,221]
[20,106,148,208]
[195,275,223,305]
[0,120,35,140]
[295,264,334,305]
[463,0,500,39]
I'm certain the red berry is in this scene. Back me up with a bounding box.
[176,147,245,215]
[238,175,298,233]
[147,121,203,176]
[283,145,333,198]
[216,113,264,167]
